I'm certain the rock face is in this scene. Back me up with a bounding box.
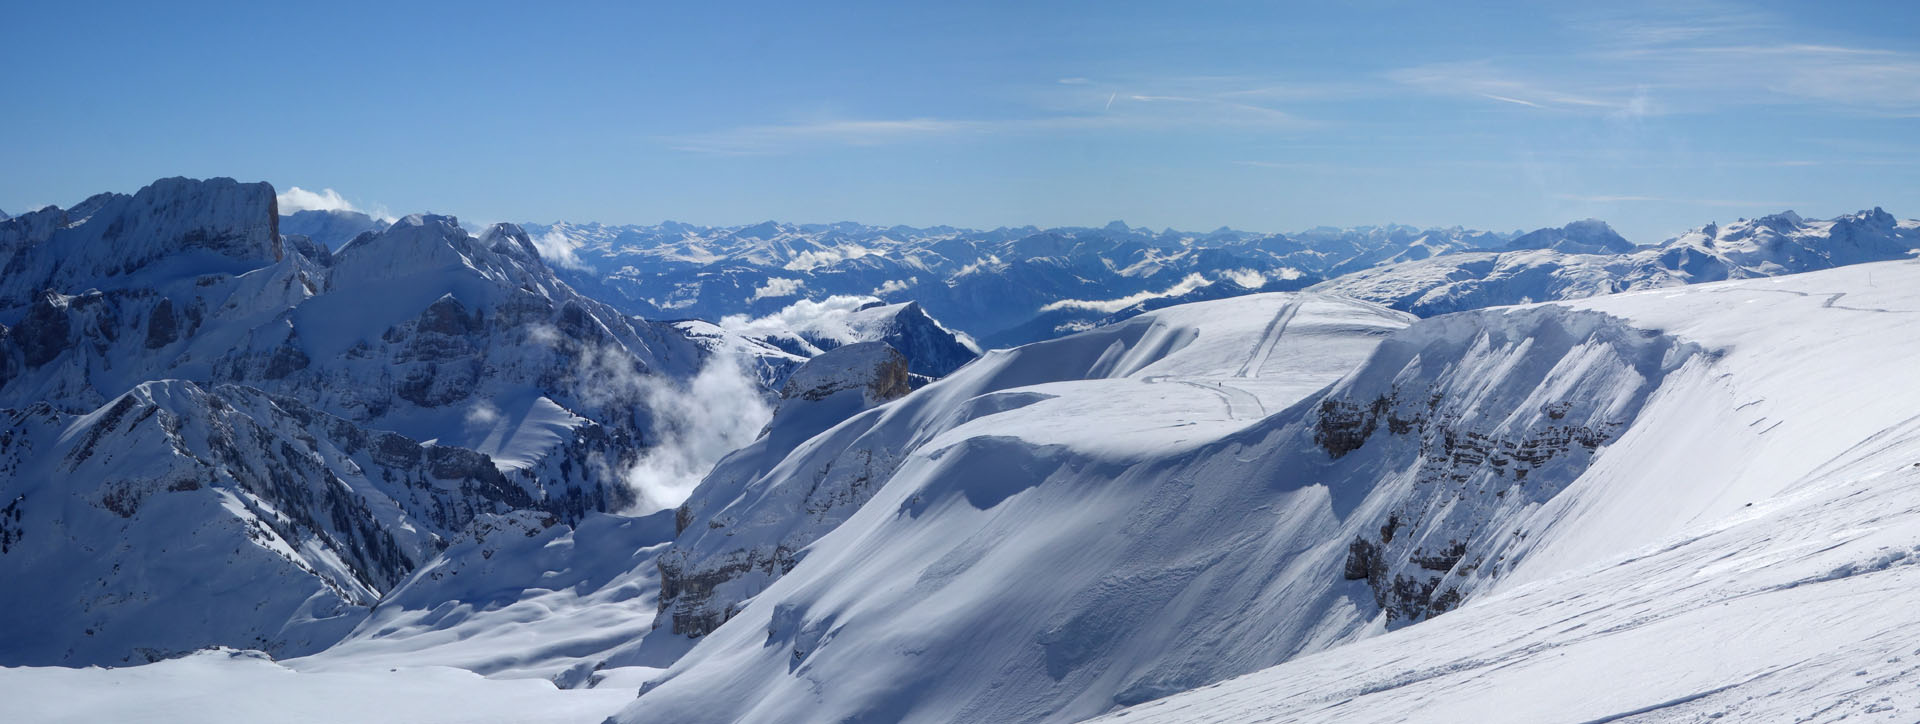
[0,177,714,666]
[1314,209,1920,316]
[776,342,911,405]
[1314,308,1701,624]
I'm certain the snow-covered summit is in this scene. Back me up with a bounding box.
[280,208,387,251]
[725,298,979,379]
[1504,218,1635,254]
[0,176,280,307]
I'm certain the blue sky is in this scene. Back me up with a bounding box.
[2,0,1916,242]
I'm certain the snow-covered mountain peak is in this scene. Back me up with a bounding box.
[1759,209,1805,228]
[0,176,280,306]
[475,222,546,265]
[731,220,785,241]
[280,208,387,251]
[1506,218,1634,254]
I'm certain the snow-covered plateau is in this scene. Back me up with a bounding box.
[3,177,1920,724]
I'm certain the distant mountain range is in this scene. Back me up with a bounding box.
[1317,209,1920,316]
[275,206,1920,350]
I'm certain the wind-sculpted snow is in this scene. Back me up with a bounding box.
[629,294,1525,723]
[1314,209,1920,316]
[611,288,1743,724]
[1094,263,1920,723]
[1312,307,1702,624]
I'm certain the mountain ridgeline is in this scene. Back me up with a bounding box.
[5,176,1920,724]
[521,209,1920,347]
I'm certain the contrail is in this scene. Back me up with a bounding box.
[1105,92,1117,111]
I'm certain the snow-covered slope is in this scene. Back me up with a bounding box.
[1315,209,1919,316]
[292,509,684,689]
[0,648,632,724]
[628,293,1424,721]
[615,258,1920,724]
[1098,259,1920,723]
[0,178,714,666]
[10,176,1920,723]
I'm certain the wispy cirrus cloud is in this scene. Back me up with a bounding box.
[1385,60,1651,115]
[668,109,1307,154]
[667,118,988,155]
[1552,193,1802,208]
[667,76,1319,155]
[1387,3,1920,117]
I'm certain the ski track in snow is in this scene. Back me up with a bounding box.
[1141,376,1267,421]
[1142,298,1303,420]
[1235,297,1300,379]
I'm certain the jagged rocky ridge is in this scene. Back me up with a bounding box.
[0,178,713,665]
